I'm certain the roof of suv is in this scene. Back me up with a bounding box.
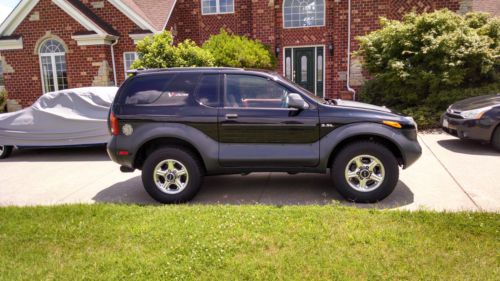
[128,67,245,75]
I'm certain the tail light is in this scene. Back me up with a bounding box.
[109,112,119,136]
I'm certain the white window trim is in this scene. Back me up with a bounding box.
[123,52,139,78]
[282,45,326,97]
[201,0,235,15]
[282,0,326,29]
[39,52,67,93]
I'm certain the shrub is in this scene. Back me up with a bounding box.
[131,31,214,69]
[356,9,500,128]
[203,29,276,69]
[0,88,7,113]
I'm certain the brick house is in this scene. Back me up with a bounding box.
[0,0,498,107]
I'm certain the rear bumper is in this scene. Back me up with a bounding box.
[106,137,135,168]
[440,114,492,142]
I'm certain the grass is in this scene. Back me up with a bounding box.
[0,204,498,281]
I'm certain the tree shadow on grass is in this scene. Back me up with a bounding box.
[92,173,414,209]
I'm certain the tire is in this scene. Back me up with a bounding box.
[492,126,500,152]
[141,146,203,204]
[0,145,13,159]
[331,141,399,203]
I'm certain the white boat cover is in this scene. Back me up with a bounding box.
[0,87,118,146]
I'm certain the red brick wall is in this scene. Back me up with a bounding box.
[80,0,142,83]
[0,0,141,107]
[168,0,462,99]
[472,0,500,16]
[2,0,466,106]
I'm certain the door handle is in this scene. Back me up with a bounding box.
[225,113,238,120]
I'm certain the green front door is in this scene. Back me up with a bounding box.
[293,48,315,93]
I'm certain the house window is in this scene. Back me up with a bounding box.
[283,0,325,28]
[202,0,234,15]
[123,52,139,78]
[39,39,68,93]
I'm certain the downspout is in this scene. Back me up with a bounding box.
[110,38,119,87]
[346,0,357,100]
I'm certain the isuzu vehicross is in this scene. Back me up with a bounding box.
[108,68,421,204]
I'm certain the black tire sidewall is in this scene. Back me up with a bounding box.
[492,126,500,151]
[331,142,399,203]
[0,145,13,159]
[141,147,203,203]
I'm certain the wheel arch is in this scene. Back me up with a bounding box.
[326,134,404,168]
[321,123,408,169]
[133,137,206,172]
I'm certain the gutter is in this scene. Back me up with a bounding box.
[346,0,357,100]
[110,38,119,87]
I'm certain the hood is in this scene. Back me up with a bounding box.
[331,99,392,113]
[450,94,500,111]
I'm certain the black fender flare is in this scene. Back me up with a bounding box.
[127,123,219,170]
[319,123,411,169]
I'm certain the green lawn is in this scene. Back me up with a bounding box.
[0,205,498,280]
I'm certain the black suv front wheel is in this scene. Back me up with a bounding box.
[142,147,203,203]
[331,141,399,203]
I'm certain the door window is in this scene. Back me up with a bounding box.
[225,75,290,108]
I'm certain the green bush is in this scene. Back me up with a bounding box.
[0,89,7,113]
[356,9,500,128]
[203,29,276,69]
[132,31,214,69]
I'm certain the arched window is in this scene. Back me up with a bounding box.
[283,0,325,28]
[39,39,68,93]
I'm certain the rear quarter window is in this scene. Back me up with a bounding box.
[119,73,203,106]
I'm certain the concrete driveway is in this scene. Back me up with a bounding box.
[0,133,498,212]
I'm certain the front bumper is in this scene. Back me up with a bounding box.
[400,134,422,169]
[440,113,492,142]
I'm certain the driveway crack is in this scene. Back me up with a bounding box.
[419,135,482,211]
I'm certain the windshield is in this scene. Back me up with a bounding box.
[275,73,326,104]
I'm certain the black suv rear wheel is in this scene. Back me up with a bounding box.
[142,147,203,203]
[331,141,399,203]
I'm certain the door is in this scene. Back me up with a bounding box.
[218,74,320,167]
[294,48,315,93]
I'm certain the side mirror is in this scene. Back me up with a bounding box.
[287,93,309,110]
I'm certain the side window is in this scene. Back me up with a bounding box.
[225,75,290,108]
[162,73,201,106]
[122,73,201,106]
[195,74,219,107]
[122,74,171,105]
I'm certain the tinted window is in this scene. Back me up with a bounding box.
[161,73,201,106]
[122,74,172,105]
[195,74,219,107]
[122,73,201,106]
[225,75,290,108]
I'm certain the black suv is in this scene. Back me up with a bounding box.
[108,68,421,203]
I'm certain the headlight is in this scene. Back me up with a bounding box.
[459,107,491,119]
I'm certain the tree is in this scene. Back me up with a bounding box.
[202,29,276,69]
[132,31,214,69]
[356,9,500,128]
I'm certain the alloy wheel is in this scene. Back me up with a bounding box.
[344,155,385,192]
[153,159,189,194]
